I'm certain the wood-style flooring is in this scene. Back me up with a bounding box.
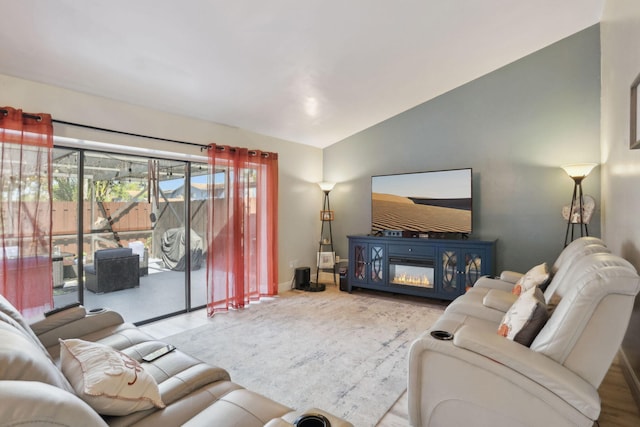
[141,306,640,427]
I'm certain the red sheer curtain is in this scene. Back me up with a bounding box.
[206,144,278,315]
[0,107,54,319]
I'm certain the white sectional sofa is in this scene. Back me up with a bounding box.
[407,237,640,427]
[0,294,352,427]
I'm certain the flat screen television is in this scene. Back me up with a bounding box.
[371,168,472,235]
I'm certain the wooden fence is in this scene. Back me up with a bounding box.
[4,199,220,260]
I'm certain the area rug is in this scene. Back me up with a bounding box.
[164,286,445,426]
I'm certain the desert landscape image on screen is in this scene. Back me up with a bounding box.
[371,169,472,234]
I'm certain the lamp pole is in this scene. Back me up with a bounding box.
[561,163,597,247]
[313,182,336,291]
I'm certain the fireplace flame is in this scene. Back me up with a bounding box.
[393,272,431,286]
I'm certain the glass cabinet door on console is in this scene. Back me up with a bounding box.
[440,250,459,296]
[439,248,486,297]
[350,241,385,289]
[464,251,484,289]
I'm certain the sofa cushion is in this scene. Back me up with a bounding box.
[0,321,74,392]
[182,389,293,427]
[498,286,548,346]
[60,338,165,416]
[550,236,606,275]
[542,244,611,304]
[443,288,508,324]
[95,247,133,260]
[0,294,53,360]
[531,254,640,368]
[0,381,109,427]
[512,262,549,295]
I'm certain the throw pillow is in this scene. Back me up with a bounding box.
[497,286,549,346]
[512,262,550,296]
[59,338,165,416]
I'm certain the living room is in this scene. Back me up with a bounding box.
[2,1,640,426]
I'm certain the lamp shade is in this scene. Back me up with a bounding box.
[561,163,598,179]
[318,181,336,192]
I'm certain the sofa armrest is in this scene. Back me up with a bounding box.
[33,308,126,350]
[482,289,517,312]
[473,275,516,292]
[265,420,294,427]
[30,304,88,336]
[452,325,600,419]
[0,380,108,426]
[499,270,524,283]
[408,324,601,426]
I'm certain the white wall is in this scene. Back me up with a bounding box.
[601,0,640,392]
[1,73,324,290]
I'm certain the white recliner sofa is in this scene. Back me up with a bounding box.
[0,294,352,427]
[407,239,640,427]
[473,236,607,292]
[444,237,610,322]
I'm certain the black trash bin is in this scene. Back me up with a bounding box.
[339,264,348,292]
[294,267,310,290]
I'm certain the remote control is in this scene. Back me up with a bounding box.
[142,344,176,362]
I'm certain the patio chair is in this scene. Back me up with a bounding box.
[84,248,140,293]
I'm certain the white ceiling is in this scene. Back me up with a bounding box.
[0,1,604,148]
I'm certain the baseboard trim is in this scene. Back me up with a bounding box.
[278,280,294,293]
[619,348,640,411]
[279,273,339,294]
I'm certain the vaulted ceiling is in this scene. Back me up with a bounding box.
[0,1,605,148]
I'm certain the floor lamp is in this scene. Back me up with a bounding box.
[313,181,336,291]
[562,163,597,247]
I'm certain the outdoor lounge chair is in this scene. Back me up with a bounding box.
[84,248,140,293]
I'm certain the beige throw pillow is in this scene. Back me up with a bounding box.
[498,286,549,346]
[59,338,165,416]
[512,262,549,296]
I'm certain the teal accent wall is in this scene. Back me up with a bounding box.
[323,25,601,273]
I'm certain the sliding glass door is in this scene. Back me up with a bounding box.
[189,163,208,309]
[51,149,81,306]
[51,147,208,323]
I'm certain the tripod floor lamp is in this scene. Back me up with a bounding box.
[314,181,336,291]
[562,163,597,247]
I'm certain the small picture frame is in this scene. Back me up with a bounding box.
[631,71,640,149]
[320,210,334,221]
[317,251,335,269]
